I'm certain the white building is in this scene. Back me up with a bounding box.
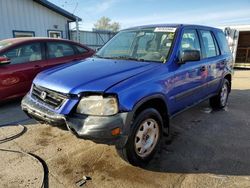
[0,0,81,40]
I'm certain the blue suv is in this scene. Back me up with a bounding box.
[22,24,233,166]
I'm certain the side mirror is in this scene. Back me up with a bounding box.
[179,50,200,64]
[0,57,10,65]
[95,47,101,52]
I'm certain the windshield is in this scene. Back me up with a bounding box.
[96,27,176,63]
[0,41,13,50]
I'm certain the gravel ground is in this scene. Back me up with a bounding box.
[0,70,250,188]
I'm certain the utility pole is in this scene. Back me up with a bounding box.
[73,2,80,42]
[76,16,80,42]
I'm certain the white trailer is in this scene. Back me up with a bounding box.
[223,25,250,68]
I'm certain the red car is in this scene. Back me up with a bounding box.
[0,37,95,102]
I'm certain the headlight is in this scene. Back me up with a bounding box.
[76,95,118,116]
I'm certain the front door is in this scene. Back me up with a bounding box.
[0,42,45,101]
[171,29,207,114]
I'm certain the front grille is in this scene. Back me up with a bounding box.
[32,85,67,109]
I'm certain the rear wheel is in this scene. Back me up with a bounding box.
[116,108,163,167]
[210,79,230,109]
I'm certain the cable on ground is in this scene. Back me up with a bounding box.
[0,119,48,188]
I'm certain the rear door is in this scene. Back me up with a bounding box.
[198,29,225,96]
[172,28,207,113]
[0,42,45,101]
[45,42,91,69]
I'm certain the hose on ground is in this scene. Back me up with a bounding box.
[0,124,27,144]
[0,119,48,188]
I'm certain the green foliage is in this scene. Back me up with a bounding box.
[94,17,120,32]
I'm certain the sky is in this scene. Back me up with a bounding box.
[49,0,250,31]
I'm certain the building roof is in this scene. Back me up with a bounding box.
[33,0,82,22]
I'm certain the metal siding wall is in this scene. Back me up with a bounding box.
[0,0,71,40]
[71,31,116,50]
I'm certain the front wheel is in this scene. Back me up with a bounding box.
[116,108,163,167]
[210,79,230,109]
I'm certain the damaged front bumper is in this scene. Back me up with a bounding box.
[21,94,66,125]
[66,112,131,147]
[21,94,132,148]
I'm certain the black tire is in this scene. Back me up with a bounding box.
[116,108,163,167]
[209,79,230,109]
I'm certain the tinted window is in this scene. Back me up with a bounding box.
[200,30,218,58]
[181,29,201,53]
[47,42,75,59]
[216,31,231,54]
[1,43,42,64]
[75,45,88,54]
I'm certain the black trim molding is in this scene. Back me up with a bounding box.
[175,78,221,101]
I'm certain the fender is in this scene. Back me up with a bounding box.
[132,93,169,115]
[130,93,170,135]
[220,73,232,93]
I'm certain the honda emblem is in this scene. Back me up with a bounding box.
[40,91,47,100]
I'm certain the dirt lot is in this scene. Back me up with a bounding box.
[0,70,250,188]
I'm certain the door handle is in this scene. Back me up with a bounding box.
[200,66,206,72]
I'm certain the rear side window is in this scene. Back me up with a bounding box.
[200,30,218,58]
[47,42,75,59]
[216,32,231,54]
[0,43,42,64]
[74,45,88,54]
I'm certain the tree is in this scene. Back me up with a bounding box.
[94,17,120,32]
[110,22,120,32]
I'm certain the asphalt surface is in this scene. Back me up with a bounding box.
[0,70,250,188]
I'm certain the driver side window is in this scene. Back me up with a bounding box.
[181,29,201,53]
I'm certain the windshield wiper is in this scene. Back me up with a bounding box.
[95,55,146,62]
[114,56,145,62]
[95,55,163,63]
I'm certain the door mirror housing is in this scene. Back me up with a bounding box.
[179,50,200,64]
[0,57,10,65]
[95,47,101,52]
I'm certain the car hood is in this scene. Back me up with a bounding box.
[34,58,159,94]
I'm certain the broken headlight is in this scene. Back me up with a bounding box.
[76,95,118,116]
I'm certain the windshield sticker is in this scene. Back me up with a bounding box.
[154,27,176,32]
